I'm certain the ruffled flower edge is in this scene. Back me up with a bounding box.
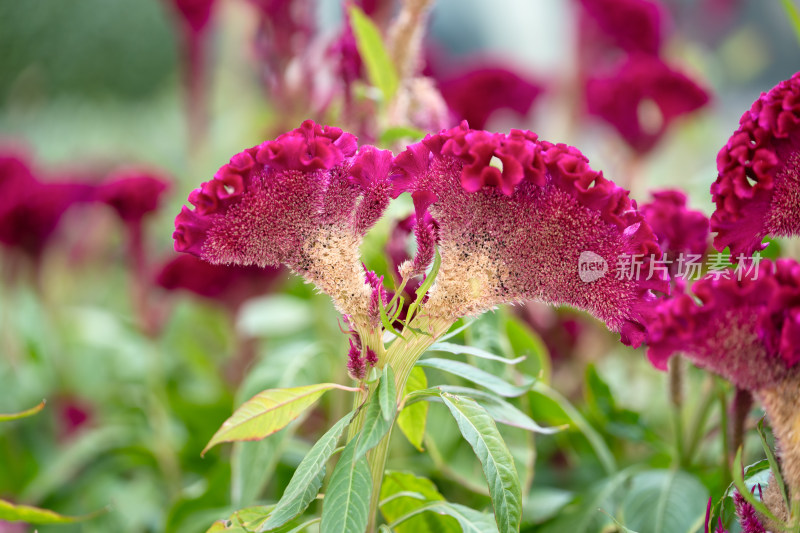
[647,258,800,375]
[391,122,667,347]
[173,120,359,256]
[711,72,800,256]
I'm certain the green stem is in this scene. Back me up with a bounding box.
[684,375,716,465]
[718,388,731,489]
[346,314,453,533]
[668,357,684,467]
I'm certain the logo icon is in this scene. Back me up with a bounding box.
[578,251,607,283]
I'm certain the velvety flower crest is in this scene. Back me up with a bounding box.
[173,120,392,321]
[392,122,668,346]
[647,258,800,389]
[96,170,170,224]
[578,0,664,55]
[710,72,800,257]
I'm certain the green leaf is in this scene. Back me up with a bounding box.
[389,502,498,533]
[620,470,708,533]
[379,126,424,147]
[379,289,407,340]
[348,6,398,102]
[757,418,790,511]
[416,358,533,397]
[405,386,560,434]
[203,383,357,455]
[206,521,248,532]
[532,381,617,474]
[356,375,395,459]
[0,400,46,422]
[0,499,102,524]
[502,315,551,383]
[231,505,275,531]
[397,367,429,451]
[780,0,800,46]
[259,411,356,531]
[733,447,782,524]
[320,439,372,533]
[406,248,441,323]
[380,471,459,533]
[440,393,521,533]
[379,366,397,422]
[428,342,525,365]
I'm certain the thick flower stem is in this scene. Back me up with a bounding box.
[757,371,800,500]
[668,357,684,465]
[345,314,453,533]
[729,387,753,465]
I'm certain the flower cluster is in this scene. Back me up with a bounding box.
[647,258,800,387]
[173,120,392,324]
[392,122,668,346]
[710,72,800,257]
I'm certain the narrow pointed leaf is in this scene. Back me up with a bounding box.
[440,394,521,533]
[397,367,429,451]
[320,439,372,533]
[0,499,102,524]
[406,249,440,322]
[348,6,398,102]
[0,400,46,422]
[428,342,525,365]
[388,501,498,533]
[732,447,781,524]
[416,358,533,397]
[379,366,397,422]
[259,411,356,531]
[356,374,395,459]
[756,418,790,511]
[203,383,356,455]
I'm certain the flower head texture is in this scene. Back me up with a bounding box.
[586,54,710,153]
[733,490,767,533]
[647,259,800,389]
[392,122,668,346]
[710,72,800,257]
[96,171,170,225]
[436,66,542,130]
[156,254,284,313]
[173,120,392,321]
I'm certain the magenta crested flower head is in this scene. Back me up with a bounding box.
[392,122,668,346]
[96,170,170,225]
[173,120,393,324]
[586,54,710,154]
[436,66,543,130]
[647,259,800,389]
[710,72,800,257]
[641,189,710,279]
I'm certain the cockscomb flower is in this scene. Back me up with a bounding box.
[641,189,710,280]
[585,54,710,154]
[0,154,93,261]
[734,490,767,533]
[156,254,284,314]
[436,66,543,130]
[647,259,800,495]
[96,171,170,225]
[173,120,392,327]
[710,72,800,257]
[392,122,668,346]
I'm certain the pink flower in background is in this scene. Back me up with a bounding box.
[641,189,710,281]
[392,122,668,346]
[585,54,710,153]
[0,154,93,260]
[170,0,216,35]
[578,0,665,56]
[156,253,284,313]
[174,120,392,321]
[647,259,800,388]
[710,72,800,257]
[436,66,543,130]
[96,171,170,225]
